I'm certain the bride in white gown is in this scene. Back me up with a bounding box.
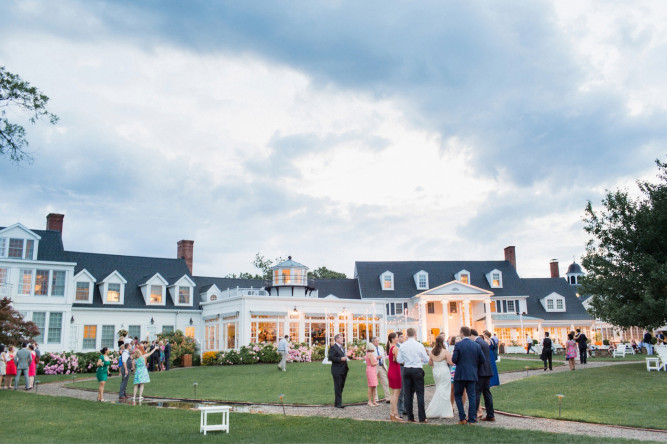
[426,335,455,419]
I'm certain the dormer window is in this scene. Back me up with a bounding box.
[73,269,96,304]
[380,271,394,291]
[99,271,126,305]
[108,283,121,302]
[414,270,428,290]
[455,270,470,284]
[542,292,566,312]
[486,269,503,288]
[168,275,196,306]
[0,225,41,260]
[76,282,90,301]
[150,285,163,303]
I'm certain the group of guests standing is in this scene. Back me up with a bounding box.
[328,326,500,425]
[95,336,170,402]
[0,341,41,390]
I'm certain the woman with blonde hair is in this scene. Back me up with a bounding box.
[365,342,379,407]
[132,346,158,400]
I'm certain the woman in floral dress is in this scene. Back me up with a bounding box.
[132,347,158,400]
[566,332,577,371]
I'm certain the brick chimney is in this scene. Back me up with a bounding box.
[504,246,516,269]
[46,213,64,233]
[177,240,194,274]
[550,259,559,278]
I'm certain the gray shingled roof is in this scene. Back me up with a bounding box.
[65,251,197,311]
[191,276,361,300]
[354,261,527,299]
[521,278,592,321]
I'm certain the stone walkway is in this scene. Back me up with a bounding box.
[32,359,666,442]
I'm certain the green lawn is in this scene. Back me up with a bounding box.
[69,360,564,404]
[496,359,564,372]
[69,361,435,404]
[501,353,644,362]
[493,363,667,429]
[0,391,638,443]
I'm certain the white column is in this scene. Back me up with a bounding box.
[458,301,463,327]
[441,301,449,338]
[463,300,470,327]
[418,301,427,342]
[484,299,492,332]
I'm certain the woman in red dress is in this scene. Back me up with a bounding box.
[386,332,404,422]
[28,344,37,389]
[4,345,17,389]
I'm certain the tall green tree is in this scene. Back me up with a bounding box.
[581,159,667,329]
[0,297,40,345]
[308,266,347,279]
[1,66,59,163]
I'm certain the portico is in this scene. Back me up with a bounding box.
[413,281,494,343]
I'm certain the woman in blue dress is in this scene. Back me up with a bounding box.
[132,347,158,400]
[484,331,500,387]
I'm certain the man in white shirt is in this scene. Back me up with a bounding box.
[371,336,390,403]
[277,335,289,372]
[397,328,429,423]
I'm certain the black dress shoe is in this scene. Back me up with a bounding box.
[334,405,345,409]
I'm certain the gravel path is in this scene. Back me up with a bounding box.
[31,359,666,442]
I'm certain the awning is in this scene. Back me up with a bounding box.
[250,311,287,317]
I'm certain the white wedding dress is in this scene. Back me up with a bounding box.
[426,359,454,418]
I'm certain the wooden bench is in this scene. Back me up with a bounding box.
[199,405,231,435]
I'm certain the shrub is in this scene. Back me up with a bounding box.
[157,330,197,368]
[219,349,241,365]
[250,342,281,363]
[288,344,312,362]
[239,346,260,364]
[603,339,610,346]
[202,351,218,366]
[311,345,325,361]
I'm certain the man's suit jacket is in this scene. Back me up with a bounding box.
[475,337,493,378]
[15,348,32,370]
[164,343,171,358]
[328,344,349,376]
[452,338,485,382]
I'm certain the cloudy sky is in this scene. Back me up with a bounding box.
[1,1,666,279]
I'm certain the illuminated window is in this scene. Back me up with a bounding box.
[19,269,33,294]
[185,326,195,338]
[178,286,190,304]
[107,283,120,302]
[381,271,394,290]
[492,273,500,286]
[460,274,469,284]
[83,325,97,349]
[34,270,49,296]
[76,282,90,301]
[449,301,458,313]
[150,285,162,303]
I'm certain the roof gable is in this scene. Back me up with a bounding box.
[417,280,493,297]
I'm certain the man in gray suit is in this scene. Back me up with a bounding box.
[14,342,32,390]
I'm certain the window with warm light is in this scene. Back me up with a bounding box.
[185,326,195,338]
[107,283,121,302]
[492,273,500,286]
[150,285,162,303]
[35,270,49,295]
[461,274,469,284]
[83,325,97,349]
[76,282,90,301]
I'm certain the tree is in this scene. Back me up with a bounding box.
[581,159,667,329]
[252,252,285,280]
[308,266,347,279]
[1,66,59,164]
[0,297,40,345]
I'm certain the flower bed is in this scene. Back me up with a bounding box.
[38,350,119,375]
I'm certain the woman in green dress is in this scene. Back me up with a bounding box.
[96,347,111,402]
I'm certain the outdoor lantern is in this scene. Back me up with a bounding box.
[70,316,74,324]
[189,318,194,325]
[150,317,154,325]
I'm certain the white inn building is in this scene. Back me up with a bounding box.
[0,214,594,354]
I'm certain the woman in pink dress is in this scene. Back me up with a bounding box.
[365,342,379,407]
[566,332,577,371]
[28,344,37,389]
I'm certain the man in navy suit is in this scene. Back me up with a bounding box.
[452,326,486,424]
[328,333,349,408]
[472,329,495,421]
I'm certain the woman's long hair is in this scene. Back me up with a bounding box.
[387,332,397,347]
[432,335,445,356]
